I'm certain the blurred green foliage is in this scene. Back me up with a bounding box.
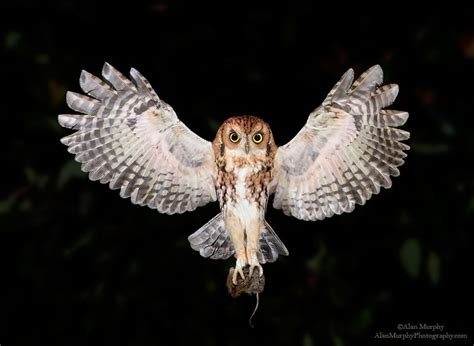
[0,2,472,345]
[400,238,421,278]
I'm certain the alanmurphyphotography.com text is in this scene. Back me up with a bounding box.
[374,323,468,341]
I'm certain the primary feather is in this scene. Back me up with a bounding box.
[58,63,217,214]
[272,65,410,221]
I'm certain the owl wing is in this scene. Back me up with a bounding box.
[58,63,216,214]
[271,65,410,221]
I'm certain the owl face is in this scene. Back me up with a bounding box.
[214,116,274,158]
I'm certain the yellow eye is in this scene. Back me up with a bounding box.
[229,132,240,143]
[252,132,263,144]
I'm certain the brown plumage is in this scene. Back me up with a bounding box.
[58,63,409,291]
[212,116,276,204]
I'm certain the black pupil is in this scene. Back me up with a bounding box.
[231,133,238,141]
[254,134,261,141]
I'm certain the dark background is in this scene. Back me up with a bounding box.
[1,2,473,345]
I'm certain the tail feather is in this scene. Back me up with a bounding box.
[188,214,235,260]
[188,214,289,264]
[258,220,289,264]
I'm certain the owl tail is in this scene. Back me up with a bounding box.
[187,213,289,264]
[188,214,235,260]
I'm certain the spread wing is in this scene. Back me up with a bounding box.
[58,63,216,214]
[272,65,410,221]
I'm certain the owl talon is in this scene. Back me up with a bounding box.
[233,257,247,285]
[249,263,263,278]
[248,253,263,278]
[232,267,245,285]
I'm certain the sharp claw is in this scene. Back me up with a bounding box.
[232,270,238,285]
[238,267,245,279]
[232,264,246,285]
[249,263,263,278]
[232,256,247,285]
[247,251,264,279]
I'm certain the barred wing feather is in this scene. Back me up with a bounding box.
[58,63,216,214]
[272,65,410,221]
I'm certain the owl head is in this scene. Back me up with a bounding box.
[213,116,276,158]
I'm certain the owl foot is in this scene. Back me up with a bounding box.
[248,255,263,278]
[232,257,247,285]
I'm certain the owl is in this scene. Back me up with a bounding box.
[58,63,409,286]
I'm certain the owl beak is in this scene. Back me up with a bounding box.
[245,141,250,154]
